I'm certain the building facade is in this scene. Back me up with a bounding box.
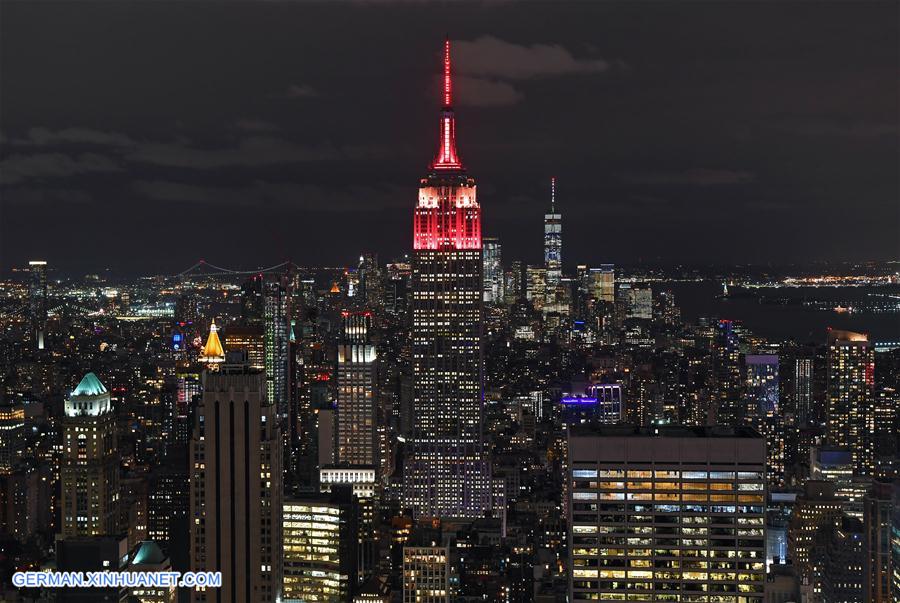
[568,425,767,602]
[189,363,283,602]
[60,372,119,538]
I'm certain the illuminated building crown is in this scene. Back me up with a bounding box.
[200,319,225,363]
[414,38,481,251]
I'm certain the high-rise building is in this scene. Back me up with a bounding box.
[0,400,24,474]
[714,319,743,425]
[544,177,562,290]
[283,487,358,602]
[482,236,503,304]
[525,266,547,310]
[567,425,767,602]
[864,480,895,602]
[60,372,119,538]
[794,356,814,426]
[337,311,378,467]
[787,480,843,595]
[403,39,491,520]
[264,278,291,419]
[189,360,283,603]
[624,284,652,320]
[222,325,265,369]
[744,354,784,485]
[28,260,47,350]
[403,545,451,603]
[826,329,875,475]
[589,265,615,304]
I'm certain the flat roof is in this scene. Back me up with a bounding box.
[569,424,762,439]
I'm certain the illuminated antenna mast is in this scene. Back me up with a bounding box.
[432,36,462,171]
[551,177,557,212]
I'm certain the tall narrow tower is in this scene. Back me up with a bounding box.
[544,178,562,289]
[404,39,492,519]
[60,372,119,538]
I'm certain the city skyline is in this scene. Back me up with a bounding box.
[1,2,898,274]
[0,5,898,603]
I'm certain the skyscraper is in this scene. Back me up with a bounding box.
[588,264,615,304]
[482,236,503,304]
[28,260,47,350]
[60,372,119,538]
[404,39,492,520]
[745,354,784,485]
[337,311,378,467]
[283,487,358,602]
[826,329,875,475]
[544,177,562,290]
[189,360,283,603]
[567,425,767,602]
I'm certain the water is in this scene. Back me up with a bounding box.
[657,282,900,344]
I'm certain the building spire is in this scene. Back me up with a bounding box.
[432,37,462,171]
[551,176,557,212]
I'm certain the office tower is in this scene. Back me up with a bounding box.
[175,293,199,325]
[567,425,767,602]
[714,319,743,425]
[28,260,47,349]
[625,284,652,320]
[819,516,865,603]
[794,356,814,425]
[864,480,894,602]
[358,252,383,308]
[283,487,358,602]
[826,329,875,475]
[320,466,379,583]
[526,266,547,309]
[60,372,119,538]
[0,400,24,473]
[588,264,615,304]
[55,535,130,602]
[222,325,265,369]
[787,480,843,594]
[482,237,503,303]
[0,461,52,544]
[148,460,189,556]
[872,387,898,477]
[589,383,625,424]
[404,39,491,520]
[744,354,784,485]
[504,260,524,304]
[403,545,451,603]
[199,320,225,368]
[337,311,378,467]
[264,278,291,419]
[544,177,562,290]
[189,360,283,603]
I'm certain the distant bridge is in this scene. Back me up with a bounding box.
[175,259,299,278]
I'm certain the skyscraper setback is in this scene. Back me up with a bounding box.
[403,39,492,519]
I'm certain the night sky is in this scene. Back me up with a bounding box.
[1,1,897,275]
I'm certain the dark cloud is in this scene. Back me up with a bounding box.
[0,152,121,185]
[14,127,135,148]
[133,179,410,211]
[454,76,524,107]
[283,84,318,98]
[623,169,756,187]
[453,36,614,79]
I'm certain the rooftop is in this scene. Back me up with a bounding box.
[72,372,108,397]
[569,424,762,439]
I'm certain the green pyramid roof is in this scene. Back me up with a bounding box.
[130,541,167,566]
[72,372,108,396]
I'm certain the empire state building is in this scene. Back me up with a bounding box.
[403,39,494,519]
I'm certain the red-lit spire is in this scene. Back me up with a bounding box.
[432,37,462,171]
